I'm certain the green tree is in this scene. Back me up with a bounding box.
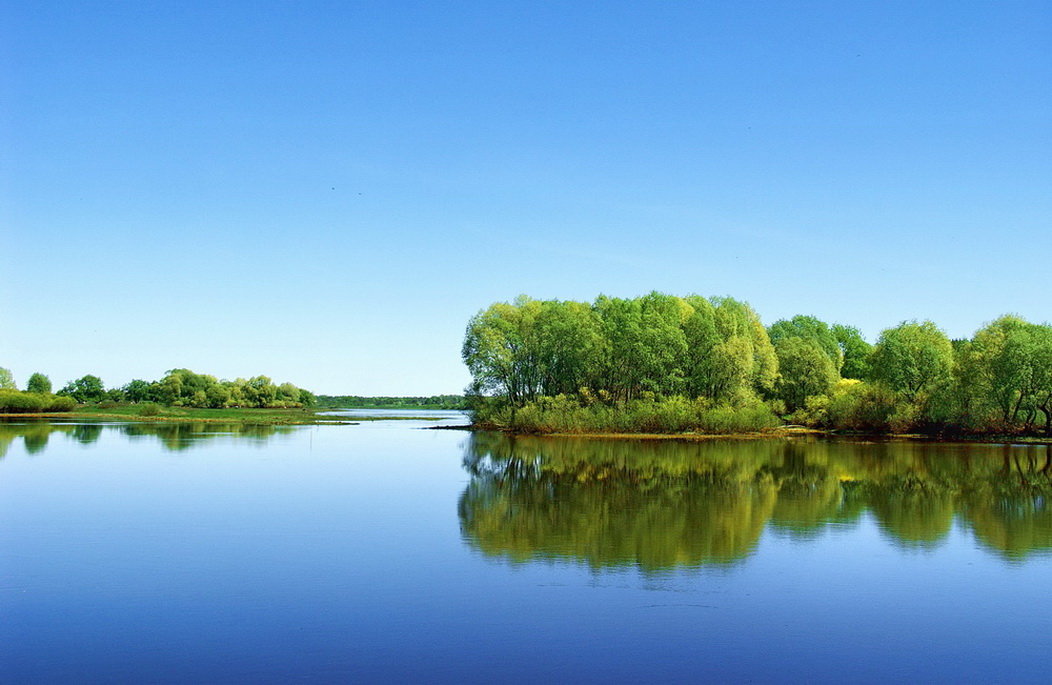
[520,300,600,397]
[832,325,872,380]
[774,336,839,411]
[869,321,954,402]
[463,297,543,406]
[58,375,107,403]
[710,297,778,401]
[26,372,52,394]
[769,315,843,372]
[122,379,153,403]
[0,368,15,390]
[1027,324,1052,433]
[967,316,1038,426]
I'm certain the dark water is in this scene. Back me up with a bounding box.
[2,418,1051,682]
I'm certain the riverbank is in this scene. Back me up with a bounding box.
[464,422,1052,445]
[2,406,352,425]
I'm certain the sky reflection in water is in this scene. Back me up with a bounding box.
[1,420,1049,682]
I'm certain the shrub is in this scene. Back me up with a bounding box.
[500,395,779,435]
[0,390,45,413]
[46,395,77,412]
[825,380,897,431]
[139,402,162,417]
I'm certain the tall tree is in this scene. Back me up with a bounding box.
[768,315,843,372]
[968,316,1037,425]
[832,325,872,380]
[26,373,52,394]
[0,368,16,390]
[58,375,106,403]
[773,336,839,411]
[869,321,954,401]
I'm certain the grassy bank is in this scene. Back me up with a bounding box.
[469,395,1052,444]
[472,395,782,436]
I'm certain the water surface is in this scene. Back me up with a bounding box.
[2,418,1050,682]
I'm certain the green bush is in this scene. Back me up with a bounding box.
[0,390,45,413]
[498,395,779,435]
[46,395,77,412]
[138,402,162,417]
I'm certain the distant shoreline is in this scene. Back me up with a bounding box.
[0,406,439,426]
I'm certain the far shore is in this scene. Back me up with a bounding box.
[0,405,442,426]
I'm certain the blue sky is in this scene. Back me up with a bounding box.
[2,1,1049,395]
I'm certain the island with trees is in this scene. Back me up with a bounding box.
[463,293,1052,438]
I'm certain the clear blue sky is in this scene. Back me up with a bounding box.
[2,1,1049,395]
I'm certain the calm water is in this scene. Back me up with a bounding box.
[2,416,1051,683]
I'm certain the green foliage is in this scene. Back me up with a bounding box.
[117,369,313,409]
[869,321,954,401]
[25,369,316,411]
[832,325,872,380]
[769,315,843,371]
[123,379,152,403]
[773,336,839,411]
[960,317,1052,431]
[0,367,15,390]
[475,394,779,435]
[46,395,77,412]
[315,395,464,409]
[0,390,45,412]
[26,372,52,394]
[0,390,75,413]
[464,292,778,410]
[464,295,1052,437]
[58,374,107,403]
[139,402,162,416]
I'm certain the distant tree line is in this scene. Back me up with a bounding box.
[0,367,315,412]
[0,367,77,413]
[463,293,1052,436]
[315,395,467,410]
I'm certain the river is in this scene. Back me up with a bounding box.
[1,414,1049,682]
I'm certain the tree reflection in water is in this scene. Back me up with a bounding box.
[460,433,1052,570]
[0,420,300,456]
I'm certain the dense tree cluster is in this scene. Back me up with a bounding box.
[463,294,1052,435]
[465,293,776,406]
[0,367,315,411]
[315,395,466,410]
[98,369,315,408]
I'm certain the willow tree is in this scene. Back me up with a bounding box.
[463,296,544,405]
[531,299,602,397]
[773,336,839,411]
[964,317,1052,431]
[768,315,843,372]
[1027,324,1052,433]
[967,316,1037,425]
[869,321,954,402]
[708,297,778,403]
[832,324,872,380]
